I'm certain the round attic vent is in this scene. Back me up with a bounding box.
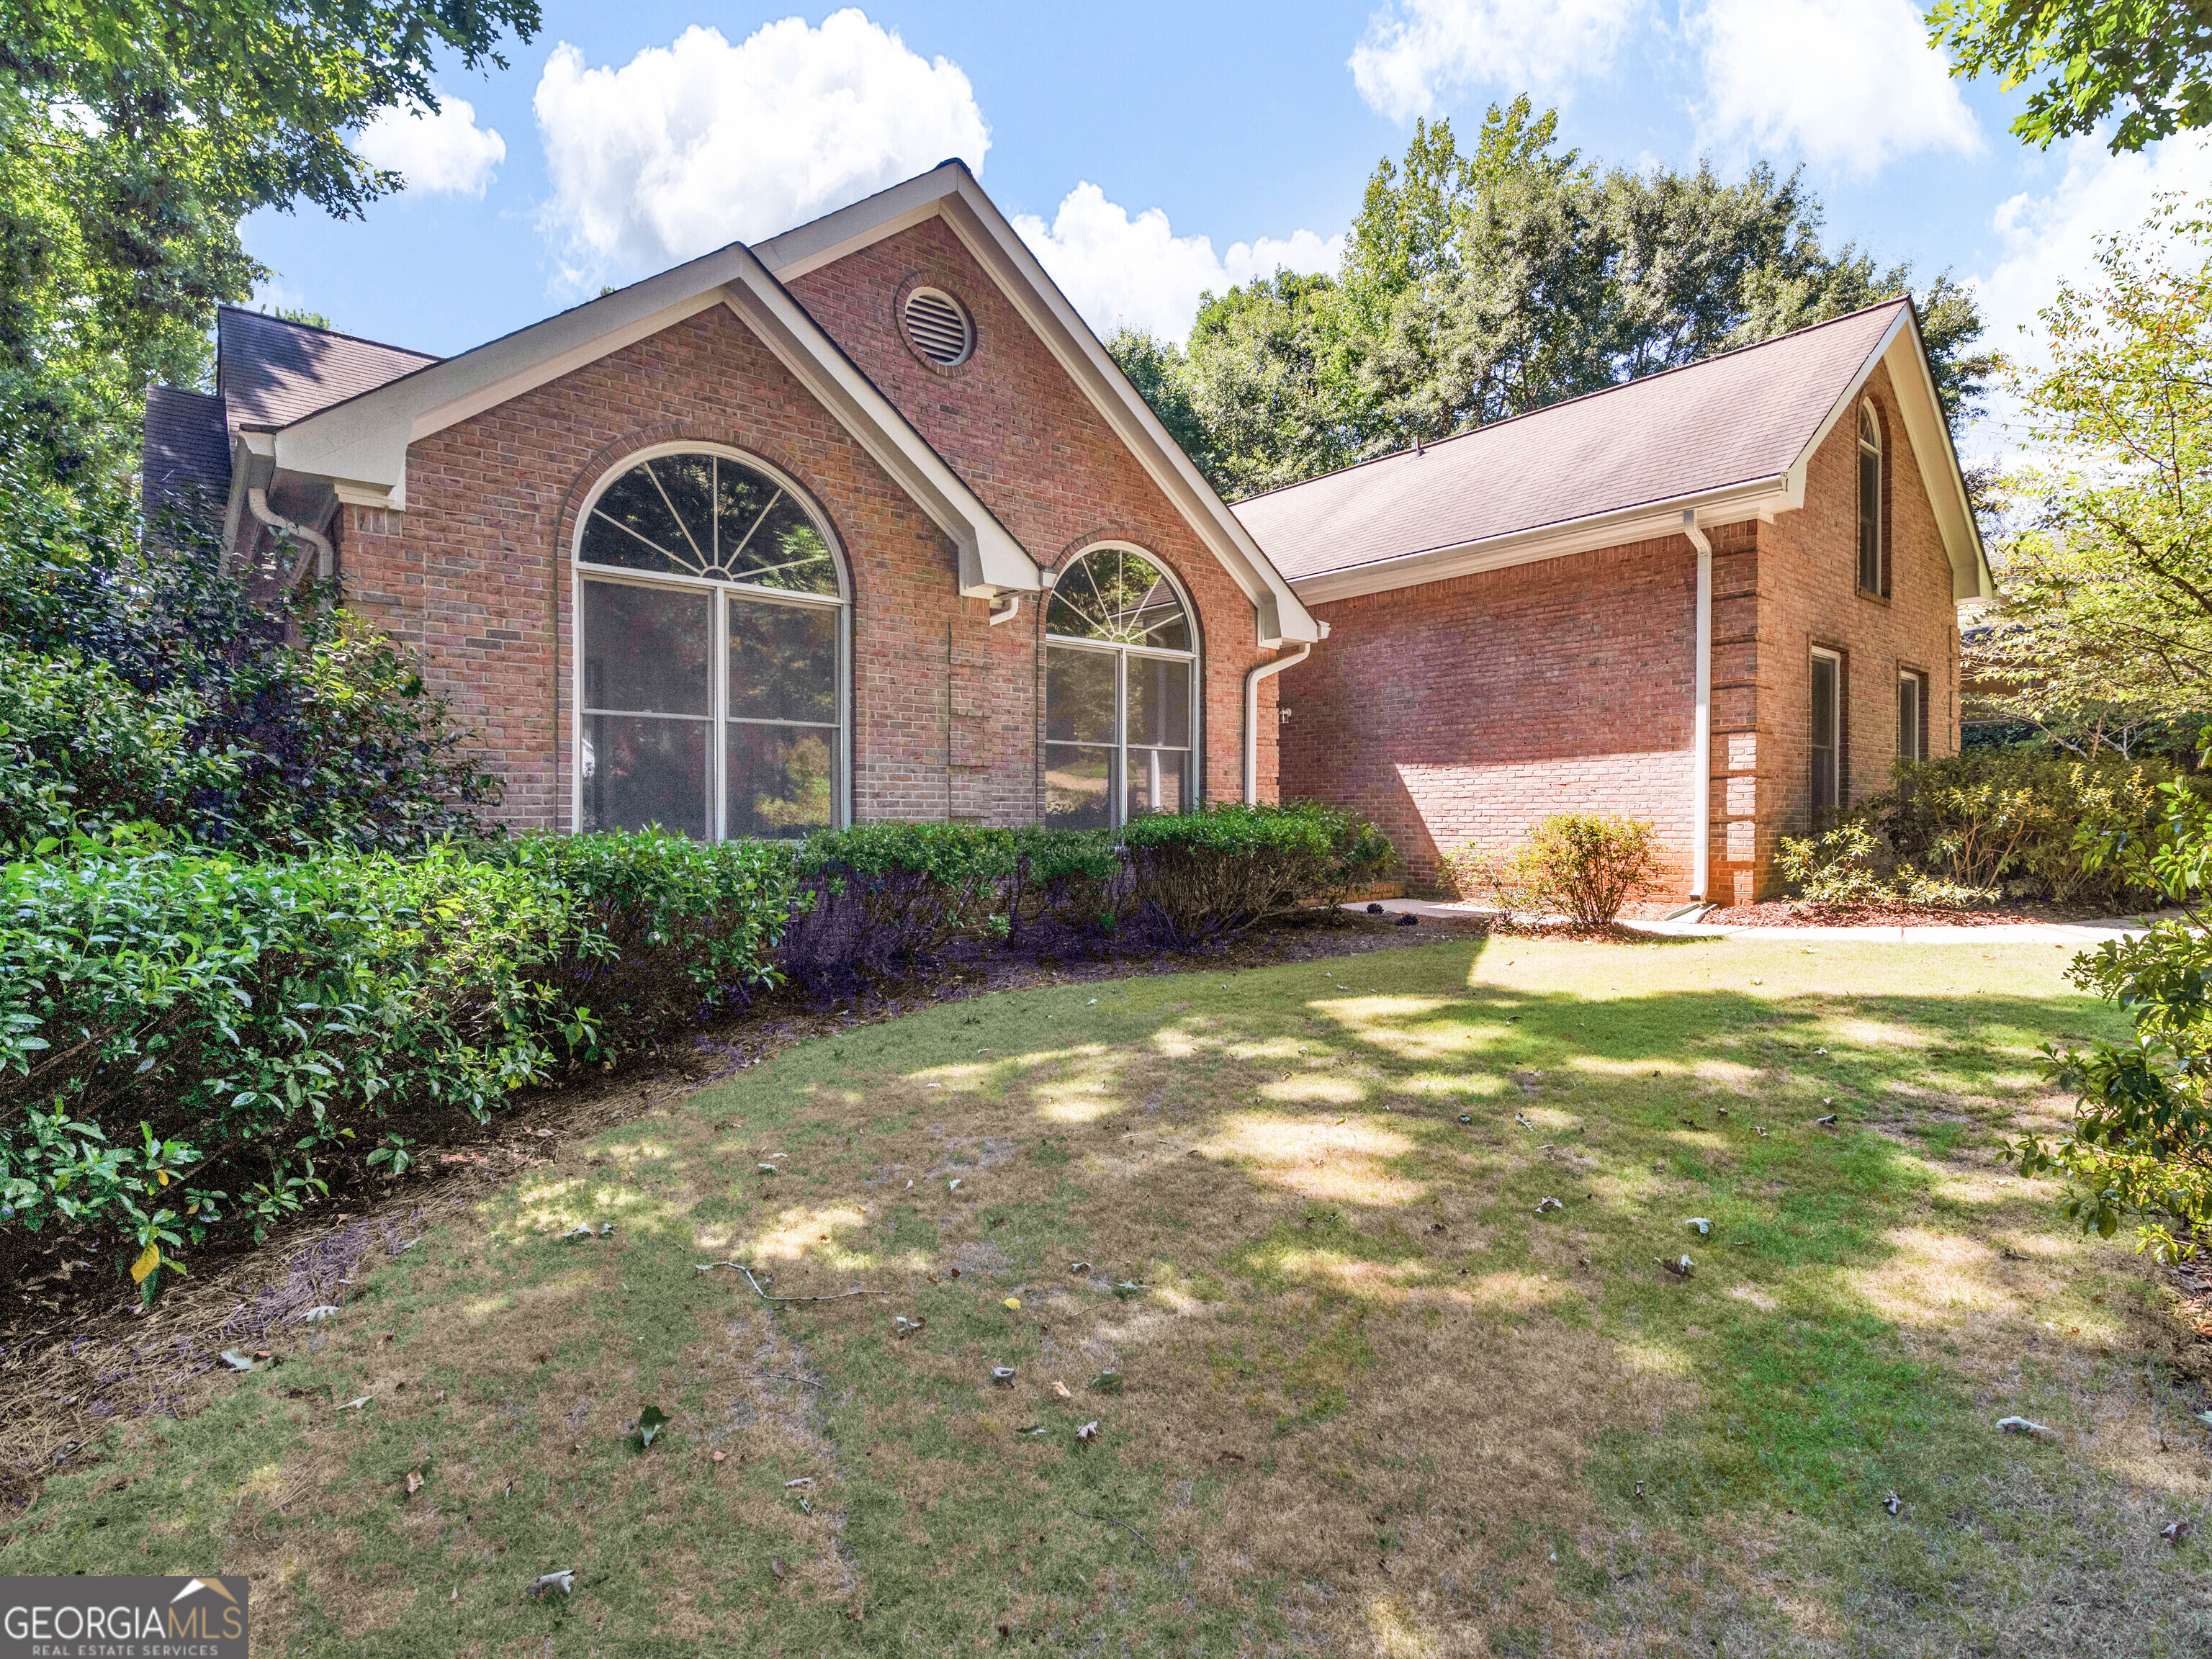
[902,287,973,367]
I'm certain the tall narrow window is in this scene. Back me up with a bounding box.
[1857,401,1884,595]
[575,448,846,840]
[1044,546,1197,827]
[1897,669,1927,762]
[1811,649,1842,814]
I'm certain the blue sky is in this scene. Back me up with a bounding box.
[243,0,2212,464]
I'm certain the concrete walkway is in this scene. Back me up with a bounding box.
[1347,897,2175,945]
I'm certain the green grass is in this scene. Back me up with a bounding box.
[7,935,2209,1655]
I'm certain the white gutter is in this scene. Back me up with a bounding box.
[246,489,334,590]
[1682,508,1713,900]
[1242,642,1312,804]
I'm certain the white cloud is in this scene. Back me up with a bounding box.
[1349,0,1642,122]
[534,11,988,284]
[1686,0,1979,176]
[356,93,505,197]
[1964,132,2212,459]
[1011,183,1344,343]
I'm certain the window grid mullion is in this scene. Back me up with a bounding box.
[1115,648,1127,830]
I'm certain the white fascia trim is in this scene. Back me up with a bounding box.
[714,272,1035,595]
[1779,303,1993,604]
[752,162,1319,647]
[1287,476,1788,604]
[265,233,1036,596]
[752,167,963,280]
[934,181,1319,647]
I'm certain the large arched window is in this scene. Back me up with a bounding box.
[1044,544,1197,827]
[1857,400,1885,595]
[574,446,846,840]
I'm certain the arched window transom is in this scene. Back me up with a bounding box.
[1044,546,1197,828]
[575,448,846,842]
[1857,400,1884,596]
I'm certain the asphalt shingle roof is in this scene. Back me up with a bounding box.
[217,306,439,434]
[140,386,230,526]
[1231,300,1907,584]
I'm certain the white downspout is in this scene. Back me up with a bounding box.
[1683,508,1713,901]
[1243,642,1311,805]
[986,593,1022,626]
[246,489,335,590]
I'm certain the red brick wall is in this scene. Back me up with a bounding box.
[1279,535,1704,893]
[1275,360,1965,904]
[338,243,1277,832]
[788,219,1280,808]
[1725,360,1962,900]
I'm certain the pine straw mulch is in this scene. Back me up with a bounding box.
[1698,899,2159,929]
[0,907,1475,1516]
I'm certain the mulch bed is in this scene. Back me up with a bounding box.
[1695,899,2157,928]
[0,907,1477,1511]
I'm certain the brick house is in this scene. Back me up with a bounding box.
[1236,300,1993,903]
[143,162,1323,840]
[143,168,1987,901]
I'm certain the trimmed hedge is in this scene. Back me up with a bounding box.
[0,833,793,1290]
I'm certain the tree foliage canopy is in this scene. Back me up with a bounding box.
[0,0,539,482]
[1112,100,1995,501]
[1928,0,2212,156]
[1967,198,2212,729]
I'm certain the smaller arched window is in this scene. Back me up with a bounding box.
[1043,546,1197,827]
[1857,401,1884,595]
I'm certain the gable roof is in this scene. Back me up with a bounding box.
[219,307,439,433]
[210,248,1038,600]
[141,385,231,525]
[1232,300,1995,606]
[754,161,1320,646]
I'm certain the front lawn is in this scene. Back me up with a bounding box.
[7,935,2208,1655]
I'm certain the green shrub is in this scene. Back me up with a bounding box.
[1775,822,2000,910]
[1872,751,2185,904]
[1120,801,1392,946]
[0,831,793,1290]
[1451,814,1661,927]
[0,452,496,857]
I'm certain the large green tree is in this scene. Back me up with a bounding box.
[1928,0,2212,154]
[1969,199,2212,727]
[1116,100,1996,500]
[0,0,540,483]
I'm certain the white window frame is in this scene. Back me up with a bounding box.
[1857,400,1885,597]
[1044,542,1202,828]
[570,442,851,840]
[1897,667,1926,762]
[1810,646,1843,814]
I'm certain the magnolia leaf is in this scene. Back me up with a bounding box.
[219,1349,254,1372]
[300,1305,341,1322]
[635,1405,671,1450]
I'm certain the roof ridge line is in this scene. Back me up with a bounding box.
[1228,296,1911,508]
[217,304,443,361]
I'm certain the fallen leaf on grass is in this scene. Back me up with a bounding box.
[1883,1491,1901,1516]
[1658,1256,1695,1280]
[770,1559,786,1581]
[339,1396,370,1411]
[1686,1218,1712,1235]
[219,1350,254,1372]
[1069,1262,1092,1274]
[783,1477,814,1488]
[1002,1297,1021,1310]
[1534,1197,1563,1215]
[300,1305,341,1323]
[1076,1420,1100,1444]
[2164,1520,2194,1545]
[1051,1381,1071,1399]
[712,1450,728,1465]
[406,1470,423,1494]
[990,1367,1017,1385]
[634,1406,670,1451]
[526,1570,575,1599]
[1997,1416,2058,1442]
